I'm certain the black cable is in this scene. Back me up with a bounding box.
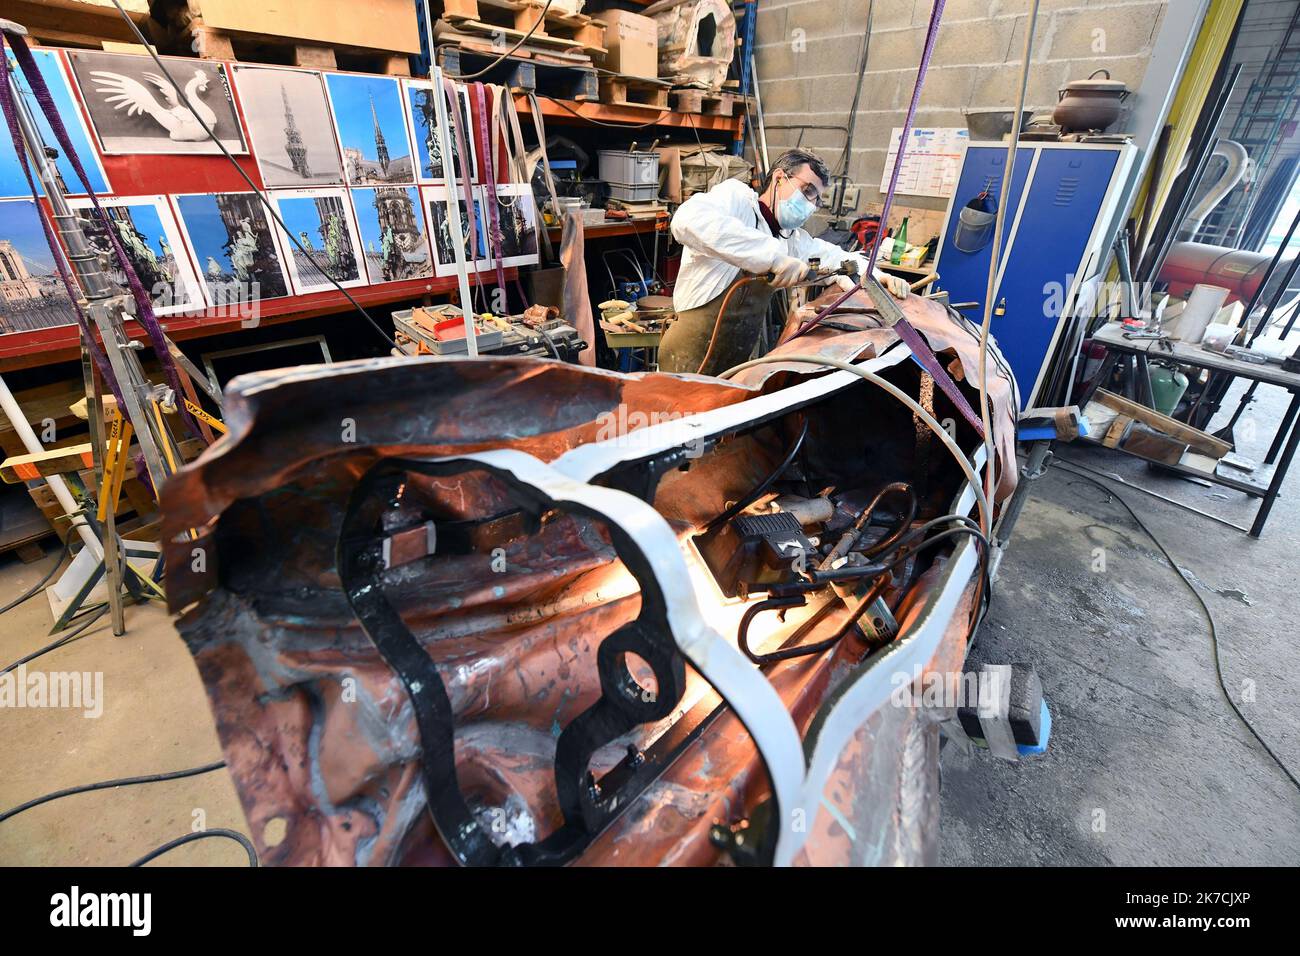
[105,0,399,352]
[440,0,555,80]
[130,828,257,867]
[705,417,810,532]
[1052,459,1300,794]
[0,760,227,824]
[0,536,72,616]
[1,604,107,675]
[838,0,874,178]
[534,323,562,359]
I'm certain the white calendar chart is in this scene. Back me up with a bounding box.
[879,127,969,198]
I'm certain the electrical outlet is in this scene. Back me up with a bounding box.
[841,185,861,212]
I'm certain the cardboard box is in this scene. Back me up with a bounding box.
[599,9,658,80]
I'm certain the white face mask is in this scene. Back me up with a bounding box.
[774,171,817,229]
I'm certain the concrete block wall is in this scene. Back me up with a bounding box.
[754,0,1170,235]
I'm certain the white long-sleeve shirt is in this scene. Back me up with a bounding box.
[669,178,871,312]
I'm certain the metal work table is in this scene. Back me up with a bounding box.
[1080,322,1300,537]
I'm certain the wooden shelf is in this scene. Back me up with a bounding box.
[515,94,742,133]
[0,270,515,372]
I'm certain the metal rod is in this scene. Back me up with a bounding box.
[1054,457,1248,532]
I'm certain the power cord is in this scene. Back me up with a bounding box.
[0,760,227,823]
[0,759,257,866]
[1,603,107,675]
[0,536,72,616]
[105,0,399,352]
[130,828,257,867]
[1052,459,1300,794]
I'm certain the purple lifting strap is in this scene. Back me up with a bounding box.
[0,38,123,410]
[4,34,198,437]
[472,83,509,296]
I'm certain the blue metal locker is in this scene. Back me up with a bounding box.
[934,143,1137,408]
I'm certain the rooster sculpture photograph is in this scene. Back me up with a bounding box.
[67,50,246,155]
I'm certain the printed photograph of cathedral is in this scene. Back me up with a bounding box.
[68,195,204,315]
[352,186,432,283]
[403,79,475,185]
[324,74,414,186]
[233,66,345,188]
[492,185,540,268]
[270,188,366,294]
[423,186,489,276]
[1,48,108,199]
[174,192,290,304]
[0,200,78,335]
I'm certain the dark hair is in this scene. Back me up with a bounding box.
[762,148,830,193]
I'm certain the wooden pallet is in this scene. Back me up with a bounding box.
[442,0,605,54]
[181,21,412,74]
[6,0,150,49]
[599,76,670,111]
[438,46,597,100]
[669,87,741,117]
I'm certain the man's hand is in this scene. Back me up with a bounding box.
[873,268,910,299]
[768,254,809,288]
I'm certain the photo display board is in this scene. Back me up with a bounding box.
[0,50,537,363]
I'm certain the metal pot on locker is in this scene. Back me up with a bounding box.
[1053,69,1130,133]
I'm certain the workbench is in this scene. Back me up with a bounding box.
[1080,321,1300,536]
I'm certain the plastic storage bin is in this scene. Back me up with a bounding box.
[608,181,658,202]
[599,150,660,186]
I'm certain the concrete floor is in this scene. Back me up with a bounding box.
[0,578,248,866]
[942,376,1300,865]
[1,380,1297,866]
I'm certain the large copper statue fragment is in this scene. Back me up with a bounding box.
[163,294,1018,866]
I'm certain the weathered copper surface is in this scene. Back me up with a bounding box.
[162,295,1017,866]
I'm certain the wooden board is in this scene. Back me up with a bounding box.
[669,87,740,116]
[599,76,670,110]
[1089,389,1232,458]
[183,22,412,75]
[165,0,422,54]
[6,0,150,48]
[441,0,606,54]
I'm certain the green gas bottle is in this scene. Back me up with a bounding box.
[1149,364,1189,416]
[891,216,909,265]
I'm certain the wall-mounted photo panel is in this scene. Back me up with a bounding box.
[0,199,79,335]
[67,195,204,316]
[269,188,366,295]
[233,65,345,188]
[1,49,110,198]
[404,79,477,185]
[66,51,247,156]
[324,73,414,186]
[422,185,489,276]
[173,192,290,306]
[351,186,432,284]
[489,184,540,269]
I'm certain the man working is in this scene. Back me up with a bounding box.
[660,148,910,375]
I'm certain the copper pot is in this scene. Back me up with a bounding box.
[1054,69,1129,133]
